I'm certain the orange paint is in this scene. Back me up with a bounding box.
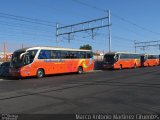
[10,47,94,78]
[103,52,141,69]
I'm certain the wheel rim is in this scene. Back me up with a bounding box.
[38,70,43,78]
[78,68,83,74]
[120,65,122,70]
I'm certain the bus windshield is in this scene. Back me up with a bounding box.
[11,50,38,68]
[104,54,117,63]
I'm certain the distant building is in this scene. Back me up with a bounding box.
[0,52,12,62]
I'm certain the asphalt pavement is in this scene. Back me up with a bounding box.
[0,66,159,114]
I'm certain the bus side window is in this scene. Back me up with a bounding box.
[51,50,61,59]
[77,52,81,58]
[28,50,38,62]
[73,52,78,58]
[38,50,51,59]
[86,52,93,58]
[65,51,70,58]
[69,51,78,59]
[73,51,78,58]
[80,52,86,58]
[51,50,56,59]
[61,51,68,59]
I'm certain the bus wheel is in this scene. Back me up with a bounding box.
[77,67,83,74]
[37,69,44,78]
[119,65,122,70]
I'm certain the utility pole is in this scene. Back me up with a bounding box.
[108,10,111,52]
[56,23,59,43]
[22,43,23,48]
[134,40,137,53]
[3,42,6,62]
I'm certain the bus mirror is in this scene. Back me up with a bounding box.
[114,55,119,62]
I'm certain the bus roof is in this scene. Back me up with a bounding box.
[104,52,160,56]
[14,46,92,52]
[143,54,159,56]
[104,52,141,55]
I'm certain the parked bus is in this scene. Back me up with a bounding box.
[159,55,160,65]
[141,54,159,67]
[10,47,94,78]
[103,52,141,69]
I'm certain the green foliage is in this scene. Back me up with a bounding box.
[80,44,92,50]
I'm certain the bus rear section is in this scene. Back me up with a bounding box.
[103,52,141,70]
[141,54,159,67]
[103,53,118,69]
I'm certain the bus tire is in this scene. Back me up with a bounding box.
[77,66,83,74]
[36,69,44,78]
[119,65,122,70]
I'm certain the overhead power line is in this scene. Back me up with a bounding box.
[99,33,134,42]
[0,12,56,24]
[134,40,160,53]
[111,13,160,35]
[72,0,160,36]
[0,12,57,27]
[72,0,106,12]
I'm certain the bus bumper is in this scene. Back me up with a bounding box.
[9,68,21,77]
[103,64,114,69]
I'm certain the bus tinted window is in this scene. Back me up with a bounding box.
[120,54,129,59]
[38,50,92,59]
[104,54,115,63]
[27,50,38,62]
[120,53,140,59]
[80,52,86,58]
[61,51,68,59]
[130,54,140,59]
[69,51,77,59]
[148,55,159,59]
[38,50,51,59]
[51,50,61,59]
[86,52,93,58]
[148,55,156,59]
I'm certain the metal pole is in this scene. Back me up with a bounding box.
[56,23,59,43]
[3,42,6,62]
[134,40,136,53]
[108,10,111,52]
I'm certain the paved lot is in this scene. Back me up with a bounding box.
[0,66,160,114]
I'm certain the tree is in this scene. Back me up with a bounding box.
[80,44,92,50]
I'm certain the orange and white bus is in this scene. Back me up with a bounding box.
[159,55,160,65]
[141,54,159,67]
[103,52,141,69]
[10,47,94,78]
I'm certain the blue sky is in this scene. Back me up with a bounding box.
[0,0,160,54]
